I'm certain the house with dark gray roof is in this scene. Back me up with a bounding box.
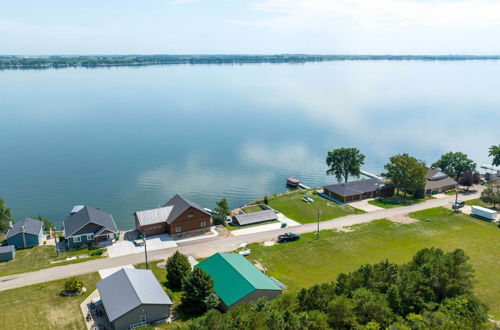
[134,194,211,237]
[232,210,278,226]
[5,218,44,249]
[323,178,394,203]
[97,268,173,330]
[63,206,118,248]
[425,169,458,195]
[0,245,15,262]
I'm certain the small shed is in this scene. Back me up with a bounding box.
[232,210,278,226]
[0,245,15,262]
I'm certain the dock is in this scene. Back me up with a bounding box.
[360,170,384,180]
[480,164,500,172]
[298,183,310,189]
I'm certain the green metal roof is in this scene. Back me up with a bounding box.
[195,253,281,307]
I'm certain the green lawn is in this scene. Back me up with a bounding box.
[240,205,263,213]
[0,246,104,277]
[0,272,100,330]
[466,198,499,210]
[268,190,364,223]
[245,207,500,319]
[368,195,433,208]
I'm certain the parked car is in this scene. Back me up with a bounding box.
[238,249,251,256]
[278,232,300,243]
[452,200,465,209]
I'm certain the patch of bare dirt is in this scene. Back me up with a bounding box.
[390,214,417,224]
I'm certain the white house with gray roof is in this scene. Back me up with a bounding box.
[63,206,119,248]
[96,268,173,330]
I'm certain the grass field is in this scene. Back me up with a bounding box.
[240,205,263,213]
[466,198,499,210]
[246,207,500,319]
[0,272,100,330]
[368,195,433,208]
[0,246,104,277]
[268,190,364,223]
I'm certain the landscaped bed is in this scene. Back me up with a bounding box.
[368,195,433,208]
[0,246,105,277]
[267,190,364,223]
[245,207,500,319]
[0,272,100,330]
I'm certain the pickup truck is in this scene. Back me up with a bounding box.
[278,232,300,243]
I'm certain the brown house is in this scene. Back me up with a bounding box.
[134,194,211,237]
[323,178,394,203]
[425,169,458,195]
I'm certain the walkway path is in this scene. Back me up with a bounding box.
[0,190,481,292]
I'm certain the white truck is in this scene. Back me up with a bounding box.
[470,205,498,221]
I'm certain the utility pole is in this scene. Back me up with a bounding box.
[454,186,459,213]
[143,233,149,270]
[54,227,59,256]
[317,208,321,239]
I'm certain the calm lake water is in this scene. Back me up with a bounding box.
[1,61,499,229]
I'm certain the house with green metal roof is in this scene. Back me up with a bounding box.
[195,252,282,311]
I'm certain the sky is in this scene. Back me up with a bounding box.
[1,0,500,55]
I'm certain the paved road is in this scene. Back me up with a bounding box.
[0,191,480,291]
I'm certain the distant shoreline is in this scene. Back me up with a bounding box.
[2,54,500,70]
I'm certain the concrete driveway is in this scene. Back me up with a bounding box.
[107,234,178,258]
[348,199,384,212]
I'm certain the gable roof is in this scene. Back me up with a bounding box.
[425,169,458,190]
[324,178,388,197]
[163,194,210,224]
[97,268,172,322]
[5,218,43,240]
[0,245,15,254]
[135,205,174,227]
[63,206,118,237]
[195,253,281,307]
[233,210,277,226]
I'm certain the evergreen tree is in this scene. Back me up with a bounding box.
[181,267,215,313]
[165,250,192,290]
[212,198,230,226]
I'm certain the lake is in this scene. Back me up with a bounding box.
[1,61,499,229]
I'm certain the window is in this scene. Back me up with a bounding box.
[200,221,207,228]
[187,212,194,218]
[175,226,182,233]
[140,315,147,323]
[73,236,81,243]
[86,234,94,240]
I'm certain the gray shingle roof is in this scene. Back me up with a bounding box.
[135,194,209,227]
[97,268,173,322]
[233,210,277,226]
[5,218,43,240]
[0,245,15,254]
[324,178,388,197]
[63,206,118,237]
[425,169,458,191]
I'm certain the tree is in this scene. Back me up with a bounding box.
[458,171,480,191]
[203,292,221,310]
[64,276,84,293]
[166,250,192,290]
[326,147,365,183]
[212,198,230,226]
[181,267,215,313]
[264,195,269,205]
[489,145,500,166]
[33,215,54,232]
[383,153,427,197]
[480,184,500,208]
[431,152,476,181]
[0,198,14,233]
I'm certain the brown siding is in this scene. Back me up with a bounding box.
[167,207,211,235]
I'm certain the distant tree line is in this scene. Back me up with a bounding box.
[176,248,490,330]
[2,54,500,70]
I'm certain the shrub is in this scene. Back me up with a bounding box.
[166,251,192,290]
[64,277,84,293]
[89,249,104,256]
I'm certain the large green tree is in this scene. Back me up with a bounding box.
[166,250,192,290]
[33,215,54,232]
[326,147,365,183]
[212,198,230,226]
[181,267,216,313]
[489,145,500,167]
[0,198,14,233]
[431,152,476,181]
[480,184,500,208]
[383,153,427,197]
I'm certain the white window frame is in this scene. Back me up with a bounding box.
[200,221,206,228]
[140,315,147,323]
[187,212,194,218]
[86,233,94,240]
[73,236,81,243]
[175,226,182,233]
